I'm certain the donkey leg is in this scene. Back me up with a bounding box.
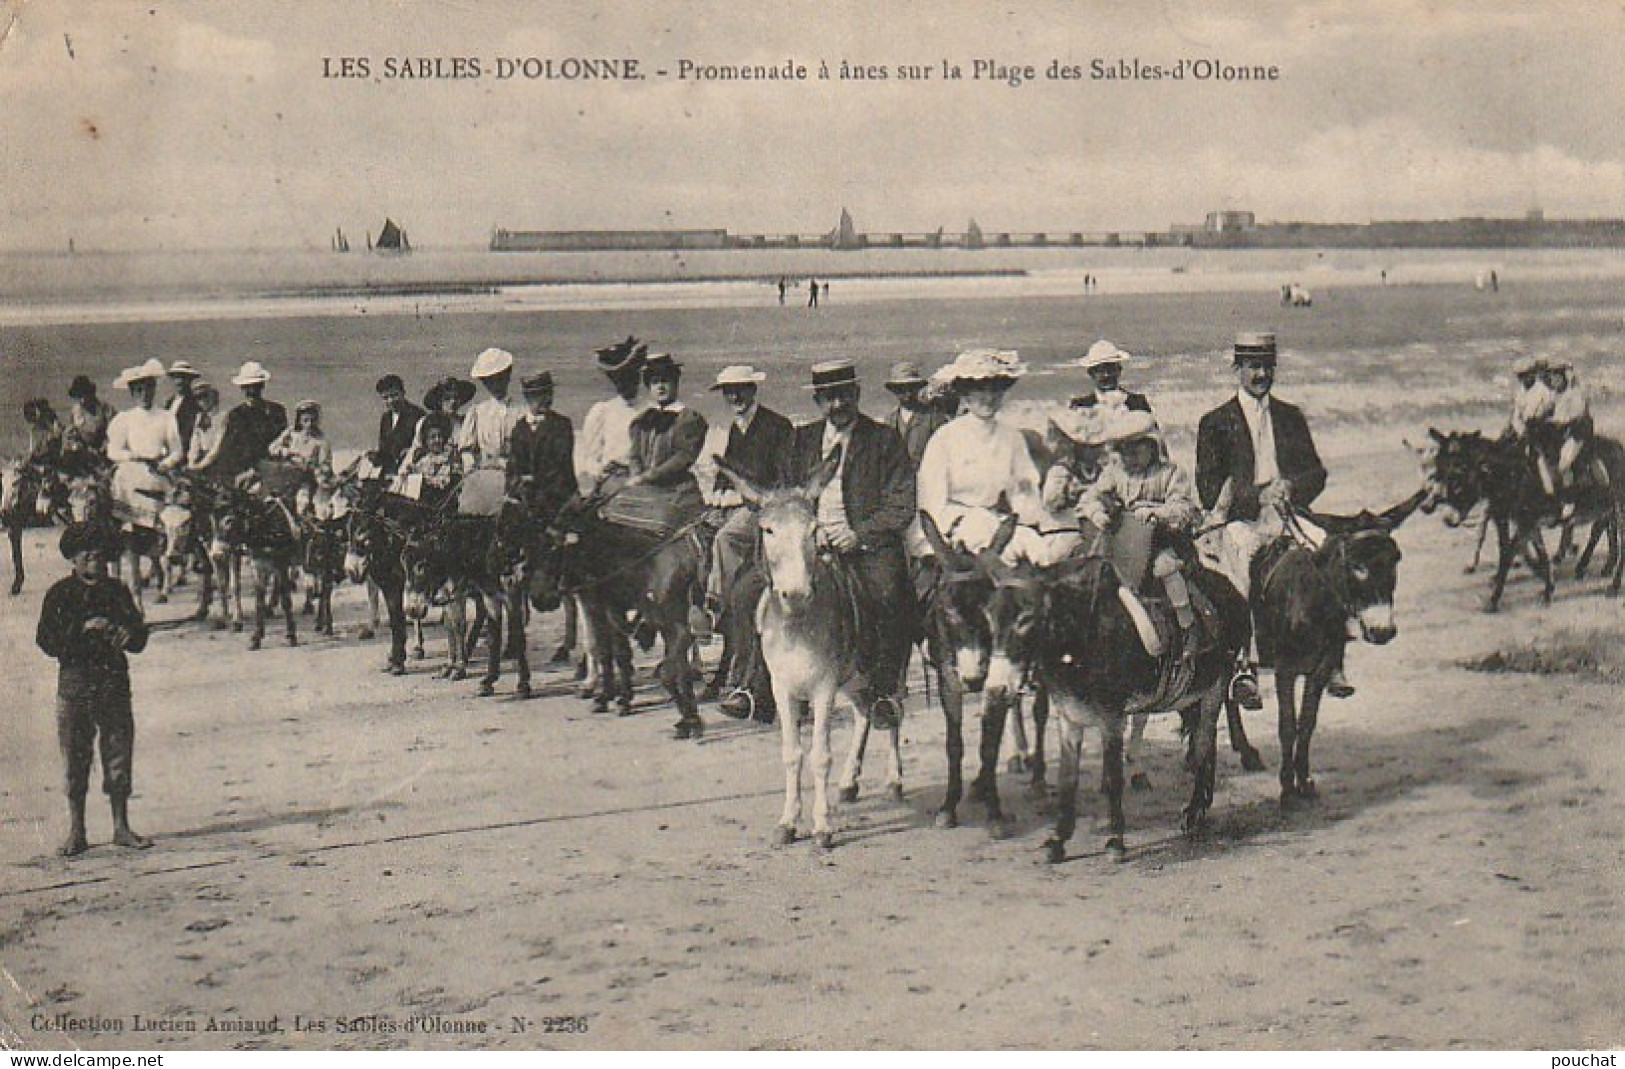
[838,707,870,803]
[1099,709,1128,860]
[1006,695,1032,775]
[1529,529,1555,605]
[1044,696,1084,863]
[1183,687,1222,833]
[231,555,246,631]
[1127,711,1153,792]
[249,560,268,651]
[883,723,904,801]
[1028,686,1050,796]
[1294,672,1329,801]
[359,577,380,640]
[279,563,299,646]
[512,592,533,698]
[1276,671,1302,807]
[975,690,1012,839]
[1575,521,1604,580]
[7,525,23,595]
[478,595,501,697]
[774,681,803,845]
[1225,687,1267,771]
[935,664,966,828]
[809,688,837,849]
[1487,519,1515,612]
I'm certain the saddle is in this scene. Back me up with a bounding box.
[1123,576,1223,716]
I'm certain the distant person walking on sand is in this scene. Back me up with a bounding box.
[1491,270,1499,292]
[822,281,830,304]
[777,277,787,305]
[36,522,152,857]
[807,278,819,309]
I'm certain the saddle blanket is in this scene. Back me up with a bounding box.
[601,482,703,538]
[1123,584,1222,716]
[457,469,508,516]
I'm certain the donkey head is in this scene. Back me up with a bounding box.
[721,449,840,613]
[1308,494,1417,645]
[919,508,998,690]
[978,550,1042,704]
[1417,428,1488,528]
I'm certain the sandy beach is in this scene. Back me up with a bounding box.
[1,276,1623,1050]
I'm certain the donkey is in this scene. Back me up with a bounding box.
[343,484,429,674]
[211,480,301,650]
[1421,429,1623,610]
[1231,494,1424,807]
[402,505,530,698]
[1,461,64,595]
[983,551,1251,863]
[720,451,903,848]
[531,496,705,736]
[66,473,172,613]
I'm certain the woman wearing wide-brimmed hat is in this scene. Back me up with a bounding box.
[915,348,1046,557]
[105,359,184,530]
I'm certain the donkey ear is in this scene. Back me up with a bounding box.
[1379,487,1428,531]
[803,444,842,502]
[714,456,765,505]
[1305,508,1363,536]
[920,508,972,570]
[975,548,1014,587]
[1428,427,1446,444]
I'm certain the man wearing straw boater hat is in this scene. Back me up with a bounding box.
[1195,331,1337,705]
[1069,339,1154,415]
[194,360,287,482]
[165,360,205,456]
[696,364,794,721]
[458,347,524,472]
[786,359,916,729]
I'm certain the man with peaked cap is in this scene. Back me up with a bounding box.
[166,360,204,456]
[506,371,578,523]
[1195,331,1338,704]
[882,361,953,470]
[194,361,287,482]
[694,365,795,721]
[458,348,524,471]
[1069,339,1154,415]
[373,374,424,477]
[575,336,648,494]
[786,359,916,730]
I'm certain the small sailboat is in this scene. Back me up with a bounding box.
[332,227,350,253]
[373,218,411,255]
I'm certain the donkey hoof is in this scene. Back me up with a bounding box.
[516,683,534,700]
[1006,754,1028,775]
[887,783,906,804]
[449,668,468,682]
[285,635,298,648]
[814,831,835,851]
[476,682,495,698]
[1182,807,1209,835]
[837,785,859,805]
[1043,838,1067,865]
[248,637,262,651]
[413,648,426,660]
[986,817,1009,841]
[1106,836,1128,862]
[356,626,376,641]
[210,618,228,631]
[1296,779,1319,802]
[232,621,244,632]
[933,809,958,830]
[1279,786,1301,811]
[155,592,169,605]
[8,581,22,596]
[772,824,797,847]
[1130,771,1153,793]
[1239,748,1268,773]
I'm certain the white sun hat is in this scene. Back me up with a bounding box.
[470,347,515,379]
[944,348,1027,384]
[231,360,271,386]
[1079,339,1132,370]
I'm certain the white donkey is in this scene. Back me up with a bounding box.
[720,453,903,850]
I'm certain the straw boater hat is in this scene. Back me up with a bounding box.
[804,359,860,391]
[1232,332,1278,365]
[1079,340,1132,371]
[118,358,167,389]
[595,336,648,375]
[521,371,554,395]
[943,348,1027,385]
[470,347,514,380]
[167,360,201,379]
[884,361,929,391]
[1104,409,1161,446]
[642,352,682,378]
[1511,354,1546,376]
[710,365,766,391]
[231,360,271,386]
[1049,407,1107,449]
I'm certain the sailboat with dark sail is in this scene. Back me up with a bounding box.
[331,227,350,253]
[371,218,411,255]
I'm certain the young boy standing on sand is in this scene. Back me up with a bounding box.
[35,523,153,857]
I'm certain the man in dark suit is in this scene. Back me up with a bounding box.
[1069,339,1154,414]
[195,361,287,483]
[702,366,796,721]
[785,360,916,729]
[373,374,424,477]
[507,371,578,522]
[882,361,953,469]
[1195,331,1344,702]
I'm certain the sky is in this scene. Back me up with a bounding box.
[2,0,1623,251]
